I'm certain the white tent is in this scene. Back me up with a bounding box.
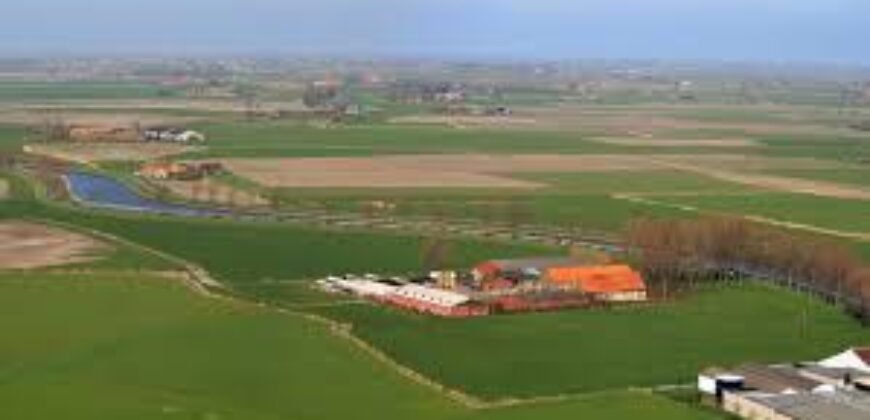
[819,348,870,373]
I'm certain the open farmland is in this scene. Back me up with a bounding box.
[0,272,722,420]
[21,205,557,283]
[2,57,870,420]
[313,284,870,399]
[0,178,8,199]
[216,153,840,190]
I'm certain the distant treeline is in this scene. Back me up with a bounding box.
[626,216,870,323]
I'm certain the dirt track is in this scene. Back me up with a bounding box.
[615,194,870,241]
[590,137,759,148]
[25,143,197,163]
[0,221,109,269]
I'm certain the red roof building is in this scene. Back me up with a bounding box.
[545,265,647,302]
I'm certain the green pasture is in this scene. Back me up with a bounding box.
[0,125,27,152]
[0,81,181,101]
[313,284,870,399]
[0,272,720,419]
[653,192,870,234]
[185,121,613,158]
[8,202,555,283]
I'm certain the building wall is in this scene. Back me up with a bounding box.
[722,393,793,420]
[600,290,647,302]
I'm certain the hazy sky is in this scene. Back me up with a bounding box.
[2,0,868,62]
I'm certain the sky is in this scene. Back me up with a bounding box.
[1,0,868,63]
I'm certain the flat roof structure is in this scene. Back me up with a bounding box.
[744,390,870,420]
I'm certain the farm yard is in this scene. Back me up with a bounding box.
[2,61,870,420]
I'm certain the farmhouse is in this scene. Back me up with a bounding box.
[142,127,206,143]
[546,265,647,302]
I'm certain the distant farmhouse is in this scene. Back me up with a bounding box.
[142,127,206,144]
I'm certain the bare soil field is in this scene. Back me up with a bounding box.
[0,221,109,269]
[159,179,270,207]
[24,143,199,163]
[590,137,759,148]
[217,154,840,189]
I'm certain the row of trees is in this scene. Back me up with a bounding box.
[625,217,870,321]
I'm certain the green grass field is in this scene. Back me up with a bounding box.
[312,284,870,399]
[0,81,181,101]
[0,272,722,419]
[654,192,870,233]
[0,125,27,152]
[5,201,556,284]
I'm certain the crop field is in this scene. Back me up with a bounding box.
[0,272,722,419]
[313,284,870,399]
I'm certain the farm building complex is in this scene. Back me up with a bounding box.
[318,257,647,317]
[699,348,870,420]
